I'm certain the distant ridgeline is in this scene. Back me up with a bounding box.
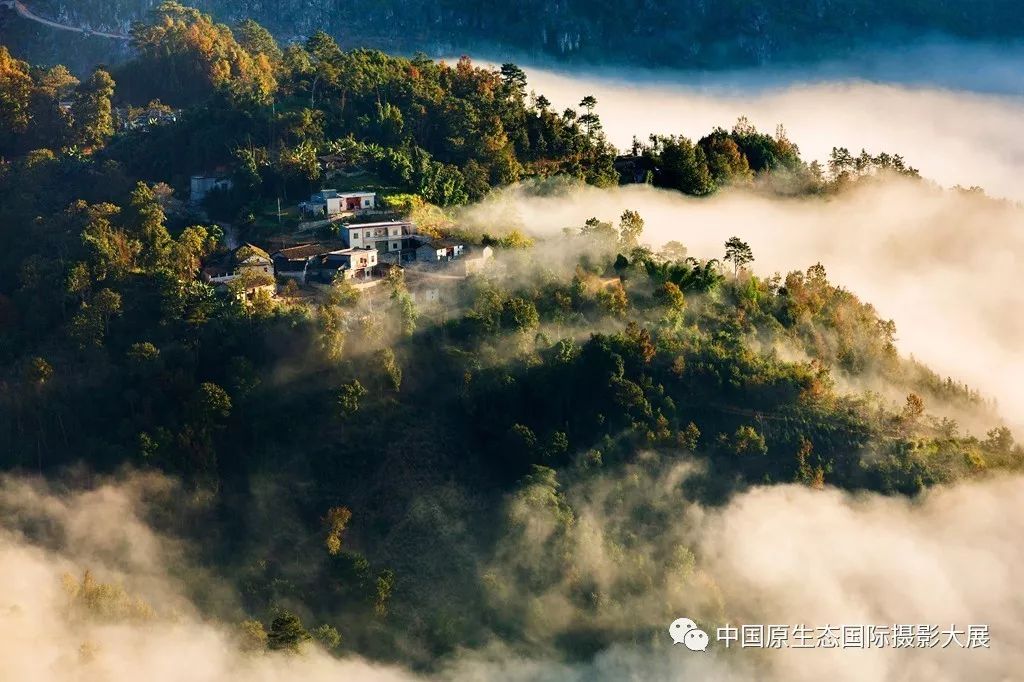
[5,0,1024,71]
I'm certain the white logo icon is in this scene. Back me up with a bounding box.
[670,617,710,651]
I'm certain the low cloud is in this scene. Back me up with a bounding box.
[460,179,1024,426]
[510,56,1024,201]
[1,465,1020,681]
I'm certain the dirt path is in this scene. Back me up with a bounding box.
[2,0,131,41]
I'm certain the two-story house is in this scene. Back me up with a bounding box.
[339,220,422,263]
[271,243,378,284]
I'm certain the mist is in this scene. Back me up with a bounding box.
[1,463,1020,681]
[460,178,1024,427]
[498,53,1024,201]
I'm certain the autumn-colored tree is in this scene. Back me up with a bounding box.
[618,209,645,250]
[324,505,352,555]
[376,347,403,391]
[238,619,268,652]
[902,393,925,425]
[0,47,34,151]
[76,202,140,280]
[699,129,753,185]
[596,281,628,317]
[128,1,276,106]
[127,183,173,270]
[170,225,215,280]
[71,69,115,149]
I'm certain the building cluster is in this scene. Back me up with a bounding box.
[269,219,493,285]
[200,210,494,298]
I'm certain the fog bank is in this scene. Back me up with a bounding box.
[1,467,1020,681]
[508,61,1024,201]
[460,179,1024,424]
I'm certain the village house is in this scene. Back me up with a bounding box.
[271,243,378,284]
[416,238,466,263]
[201,244,275,299]
[339,220,424,263]
[299,190,376,218]
[190,173,233,205]
[271,243,330,284]
[116,104,180,132]
[458,245,495,275]
[403,272,468,307]
[313,247,379,282]
[409,285,442,306]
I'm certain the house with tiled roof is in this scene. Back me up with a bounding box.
[201,244,272,284]
[201,244,275,299]
[416,238,466,263]
[271,243,378,284]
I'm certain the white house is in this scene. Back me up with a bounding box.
[460,245,495,275]
[416,239,465,263]
[319,247,378,281]
[340,220,424,262]
[271,243,378,283]
[300,190,376,217]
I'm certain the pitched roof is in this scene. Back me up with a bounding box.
[422,238,463,249]
[462,245,493,260]
[342,220,412,230]
[233,243,271,262]
[272,243,334,260]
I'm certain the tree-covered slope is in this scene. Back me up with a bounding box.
[1,4,1021,667]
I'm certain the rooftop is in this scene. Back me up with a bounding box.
[341,220,412,229]
[424,238,464,249]
[201,243,272,275]
[233,243,271,261]
[324,246,378,257]
[272,243,337,260]
[310,189,376,202]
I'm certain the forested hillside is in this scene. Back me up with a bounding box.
[4,0,1024,73]
[1,2,1021,669]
